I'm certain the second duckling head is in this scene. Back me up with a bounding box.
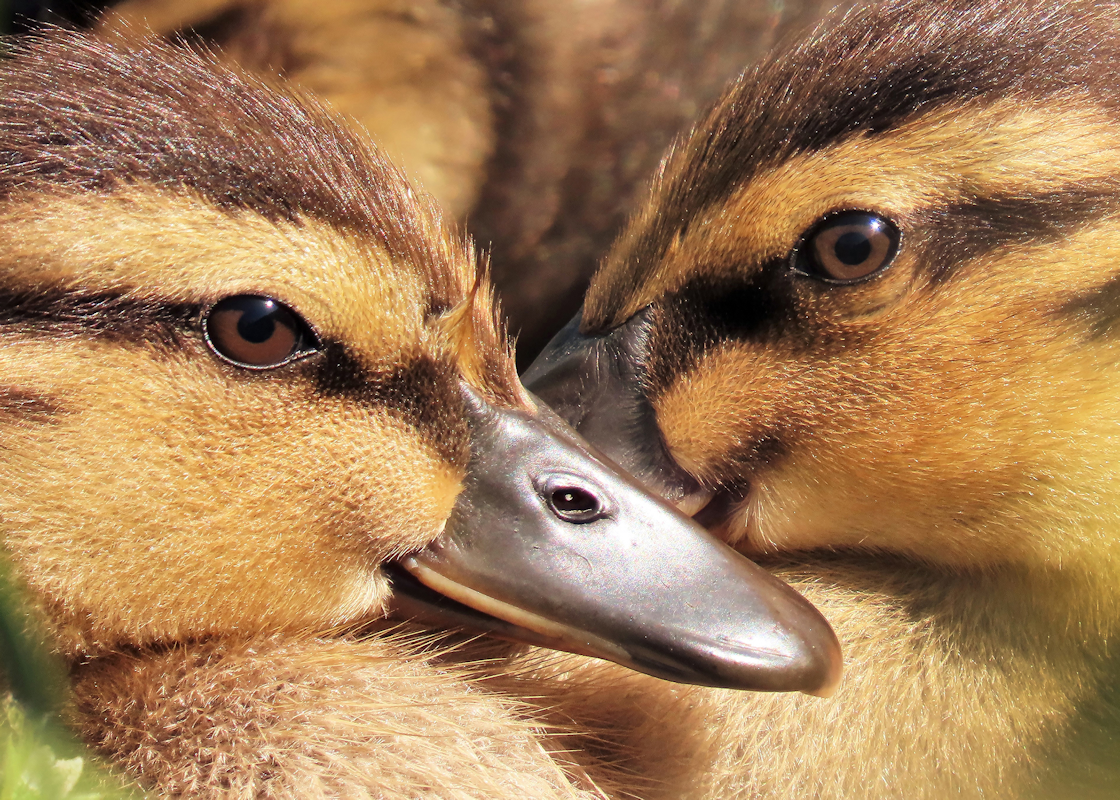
[0,31,840,693]
[527,0,1120,575]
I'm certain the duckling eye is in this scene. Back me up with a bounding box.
[794,211,900,283]
[204,295,318,369]
[548,486,605,524]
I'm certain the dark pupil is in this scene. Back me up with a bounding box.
[237,303,279,343]
[552,487,597,513]
[834,231,872,265]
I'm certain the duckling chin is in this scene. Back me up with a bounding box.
[524,0,1120,796]
[0,29,842,797]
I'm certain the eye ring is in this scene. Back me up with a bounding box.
[203,294,320,370]
[792,210,901,284]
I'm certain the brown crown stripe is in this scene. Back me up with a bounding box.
[0,32,444,274]
[600,0,1120,315]
[0,287,468,463]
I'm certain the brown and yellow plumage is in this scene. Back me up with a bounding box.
[526,0,1120,797]
[0,29,581,798]
[0,31,593,798]
[0,25,847,798]
[95,0,849,366]
[0,30,522,656]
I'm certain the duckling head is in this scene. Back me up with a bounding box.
[0,31,840,693]
[527,0,1120,581]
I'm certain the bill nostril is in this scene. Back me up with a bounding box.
[547,486,604,523]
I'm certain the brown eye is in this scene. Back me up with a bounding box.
[794,211,900,282]
[203,295,318,369]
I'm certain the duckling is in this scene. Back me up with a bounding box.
[524,0,1120,796]
[93,0,849,366]
[0,30,841,798]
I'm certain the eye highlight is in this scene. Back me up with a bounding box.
[203,295,319,369]
[793,211,900,283]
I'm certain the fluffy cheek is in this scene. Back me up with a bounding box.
[650,261,1119,569]
[0,340,464,655]
[654,357,1032,565]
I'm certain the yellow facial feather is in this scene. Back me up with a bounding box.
[0,187,479,654]
[0,190,443,366]
[655,215,1120,569]
[598,96,1120,324]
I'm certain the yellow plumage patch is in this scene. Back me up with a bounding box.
[592,97,1120,327]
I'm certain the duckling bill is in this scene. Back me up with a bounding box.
[524,307,700,509]
[0,30,838,702]
[395,384,839,693]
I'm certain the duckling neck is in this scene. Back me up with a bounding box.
[510,553,1120,800]
[70,633,599,799]
[745,556,1118,798]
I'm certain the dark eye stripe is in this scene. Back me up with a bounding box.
[0,288,199,346]
[636,183,1120,404]
[0,285,469,464]
[925,185,1120,283]
[306,344,469,466]
[639,267,792,401]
